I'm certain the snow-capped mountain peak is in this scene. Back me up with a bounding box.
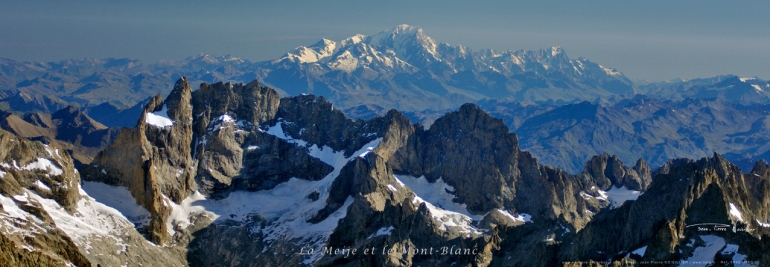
[340,34,366,47]
[258,24,636,101]
[364,24,439,66]
[278,38,338,64]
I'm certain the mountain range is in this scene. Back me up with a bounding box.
[1,78,769,266]
[1,25,638,115]
[2,25,769,175]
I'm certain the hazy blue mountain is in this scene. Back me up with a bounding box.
[504,97,770,173]
[639,75,770,105]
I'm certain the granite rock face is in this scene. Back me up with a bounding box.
[389,103,611,230]
[191,80,280,196]
[579,153,652,191]
[82,77,197,244]
[0,129,80,210]
[0,129,186,267]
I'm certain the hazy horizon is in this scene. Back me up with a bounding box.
[1,0,768,81]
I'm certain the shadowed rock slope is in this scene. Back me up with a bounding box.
[0,129,185,266]
[0,106,121,167]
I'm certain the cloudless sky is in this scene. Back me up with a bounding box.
[1,0,768,81]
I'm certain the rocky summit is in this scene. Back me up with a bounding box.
[1,78,769,266]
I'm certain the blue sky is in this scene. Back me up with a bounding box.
[1,0,768,81]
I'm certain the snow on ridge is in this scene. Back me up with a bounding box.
[367,226,394,239]
[412,195,484,235]
[145,104,173,128]
[600,65,622,77]
[328,51,359,72]
[207,114,238,132]
[0,193,40,223]
[757,220,770,228]
[396,175,483,221]
[358,145,376,158]
[21,158,63,176]
[604,186,641,209]
[399,175,486,236]
[34,180,50,191]
[0,193,47,244]
[265,119,383,166]
[81,181,151,228]
[496,209,533,223]
[387,184,398,192]
[580,186,640,209]
[28,186,142,255]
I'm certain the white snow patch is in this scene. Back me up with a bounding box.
[81,181,151,228]
[0,169,5,178]
[145,104,173,128]
[0,193,34,221]
[328,50,359,72]
[0,193,48,245]
[729,203,744,222]
[679,235,726,267]
[13,194,28,202]
[740,77,756,82]
[219,114,234,123]
[21,158,63,176]
[412,196,484,235]
[368,226,394,239]
[600,65,622,77]
[387,184,398,192]
[751,84,763,92]
[756,220,770,228]
[34,180,50,191]
[246,145,259,151]
[396,175,483,221]
[208,114,237,131]
[265,120,307,147]
[496,209,533,223]
[358,146,376,158]
[604,186,641,209]
[163,192,208,235]
[31,187,138,254]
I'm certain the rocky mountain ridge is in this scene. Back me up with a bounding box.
[0,106,121,167]
[1,78,769,266]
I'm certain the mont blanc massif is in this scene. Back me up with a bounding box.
[2,25,770,266]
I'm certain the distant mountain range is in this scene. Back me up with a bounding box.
[1,24,769,174]
[1,25,638,114]
[477,97,770,173]
[255,24,635,113]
